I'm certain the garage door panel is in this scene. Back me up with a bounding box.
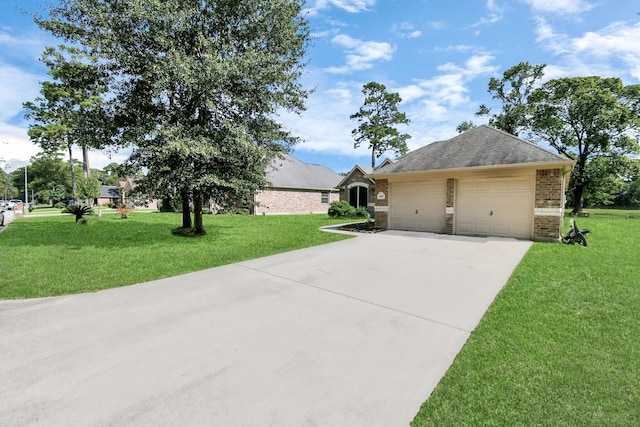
[457,178,533,239]
[390,181,446,233]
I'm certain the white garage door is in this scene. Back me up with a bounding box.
[390,181,446,232]
[456,178,533,239]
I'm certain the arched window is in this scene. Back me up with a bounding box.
[348,185,368,208]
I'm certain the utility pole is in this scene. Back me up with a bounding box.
[24,165,28,216]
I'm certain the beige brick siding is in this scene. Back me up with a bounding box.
[339,170,375,215]
[533,168,565,241]
[374,179,389,228]
[255,188,339,215]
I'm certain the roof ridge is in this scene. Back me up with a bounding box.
[476,125,569,161]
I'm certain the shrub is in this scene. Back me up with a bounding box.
[354,207,370,218]
[63,204,94,223]
[218,207,250,215]
[115,206,134,218]
[328,200,356,218]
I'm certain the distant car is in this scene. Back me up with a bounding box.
[0,200,6,209]
[7,199,22,210]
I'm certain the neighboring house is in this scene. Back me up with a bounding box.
[117,178,158,209]
[337,158,394,215]
[370,125,574,241]
[252,154,342,215]
[97,186,120,206]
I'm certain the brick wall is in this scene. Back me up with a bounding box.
[255,188,338,215]
[445,178,455,234]
[533,168,565,241]
[374,179,389,228]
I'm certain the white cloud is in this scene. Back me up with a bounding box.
[0,29,49,59]
[0,123,40,168]
[426,21,446,31]
[535,19,640,80]
[0,64,44,166]
[438,44,475,53]
[0,121,131,171]
[0,64,43,122]
[520,0,593,14]
[304,0,375,15]
[281,80,416,161]
[393,55,497,147]
[325,34,394,74]
[571,22,640,79]
[391,22,422,39]
[397,85,425,103]
[534,17,572,54]
[283,54,499,164]
[572,22,640,54]
[469,0,504,28]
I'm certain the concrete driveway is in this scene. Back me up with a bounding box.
[0,230,531,426]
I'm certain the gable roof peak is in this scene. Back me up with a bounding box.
[372,125,572,176]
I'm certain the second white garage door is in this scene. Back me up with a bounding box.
[390,181,446,232]
[456,178,533,239]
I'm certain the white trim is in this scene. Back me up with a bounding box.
[374,205,389,212]
[346,182,369,189]
[534,207,563,216]
[373,161,574,180]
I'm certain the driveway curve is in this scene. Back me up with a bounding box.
[0,230,531,426]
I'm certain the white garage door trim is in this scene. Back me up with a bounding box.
[389,180,446,233]
[456,177,533,239]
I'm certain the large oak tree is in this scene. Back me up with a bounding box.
[528,76,640,212]
[36,0,311,234]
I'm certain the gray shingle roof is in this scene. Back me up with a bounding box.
[336,164,374,188]
[267,154,342,190]
[373,125,572,175]
[100,186,120,198]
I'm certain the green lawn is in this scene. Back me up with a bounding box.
[0,213,352,299]
[412,209,640,426]
[3,208,638,424]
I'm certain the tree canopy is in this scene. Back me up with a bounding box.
[23,45,112,200]
[528,76,640,212]
[350,81,411,168]
[35,0,311,234]
[476,61,546,136]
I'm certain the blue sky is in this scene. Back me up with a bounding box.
[1,0,639,173]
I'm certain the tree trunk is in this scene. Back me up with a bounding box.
[81,144,94,207]
[572,183,585,213]
[192,188,205,235]
[82,144,90,178]
[571,156,588,213]
[371,149,375,168]
[68,143,77,201]
[181,188,192,229]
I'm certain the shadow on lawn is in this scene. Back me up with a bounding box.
[3,216,230,249]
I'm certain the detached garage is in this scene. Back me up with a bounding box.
[371,126,574,241]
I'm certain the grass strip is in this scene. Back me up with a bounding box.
[412,209,640,426]
[0,213,351,299]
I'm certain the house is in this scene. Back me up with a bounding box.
[252,154,342,215]
[370,125,574,241]
[117,178,158,209]
[337,158,394,215]
[97,186,120,206]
